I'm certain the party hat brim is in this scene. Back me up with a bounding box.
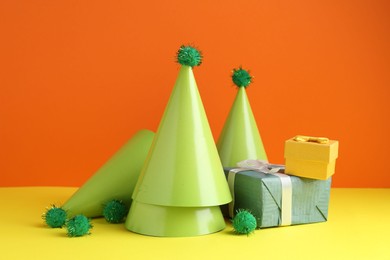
[125,200,226,237]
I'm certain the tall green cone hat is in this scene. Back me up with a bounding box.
[131,46,231,207]
[62,129,154,218]
[126,46,231,237]
[217,67,268,167]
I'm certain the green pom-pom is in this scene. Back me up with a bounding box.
[102,199,129,223]
[66,215,92,237]
[42,205,67,228]
[176,45,202,67]
[232,209,257,235]
[232,67,252,88]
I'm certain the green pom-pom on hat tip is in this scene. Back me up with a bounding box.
[66,214,93,237]
[232,67,253,88]
[42,205,67,228]
[102,199,129,224]
[232,209,257,235]
[176,45,202,67]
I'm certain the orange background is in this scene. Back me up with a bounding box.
[1,0,389,188]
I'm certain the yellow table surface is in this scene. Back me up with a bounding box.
[1,187,389,260]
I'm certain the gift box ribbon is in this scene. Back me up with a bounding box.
[293,135,329,144]
[227,159,293,226]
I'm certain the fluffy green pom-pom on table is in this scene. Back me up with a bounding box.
[66,215,92,237]
[102,199,129,224]
[232,67,252,88]
[232,209,257,235]
[176,45,202,67]
[42,205,67,228]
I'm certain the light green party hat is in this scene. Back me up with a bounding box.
[61,129,154,218]
[126,46,231,237]
[131,47,231,207]
[217,67,267,167]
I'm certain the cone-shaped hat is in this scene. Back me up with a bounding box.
[62,129,154,217]
[131,46,231,207]
[217,67,267,167]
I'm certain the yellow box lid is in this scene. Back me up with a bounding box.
[284,136,339,162]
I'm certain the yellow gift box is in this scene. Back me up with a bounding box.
[284,135,339,180]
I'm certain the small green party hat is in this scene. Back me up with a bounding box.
[217,67,267,167]
[62,129,154,218]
